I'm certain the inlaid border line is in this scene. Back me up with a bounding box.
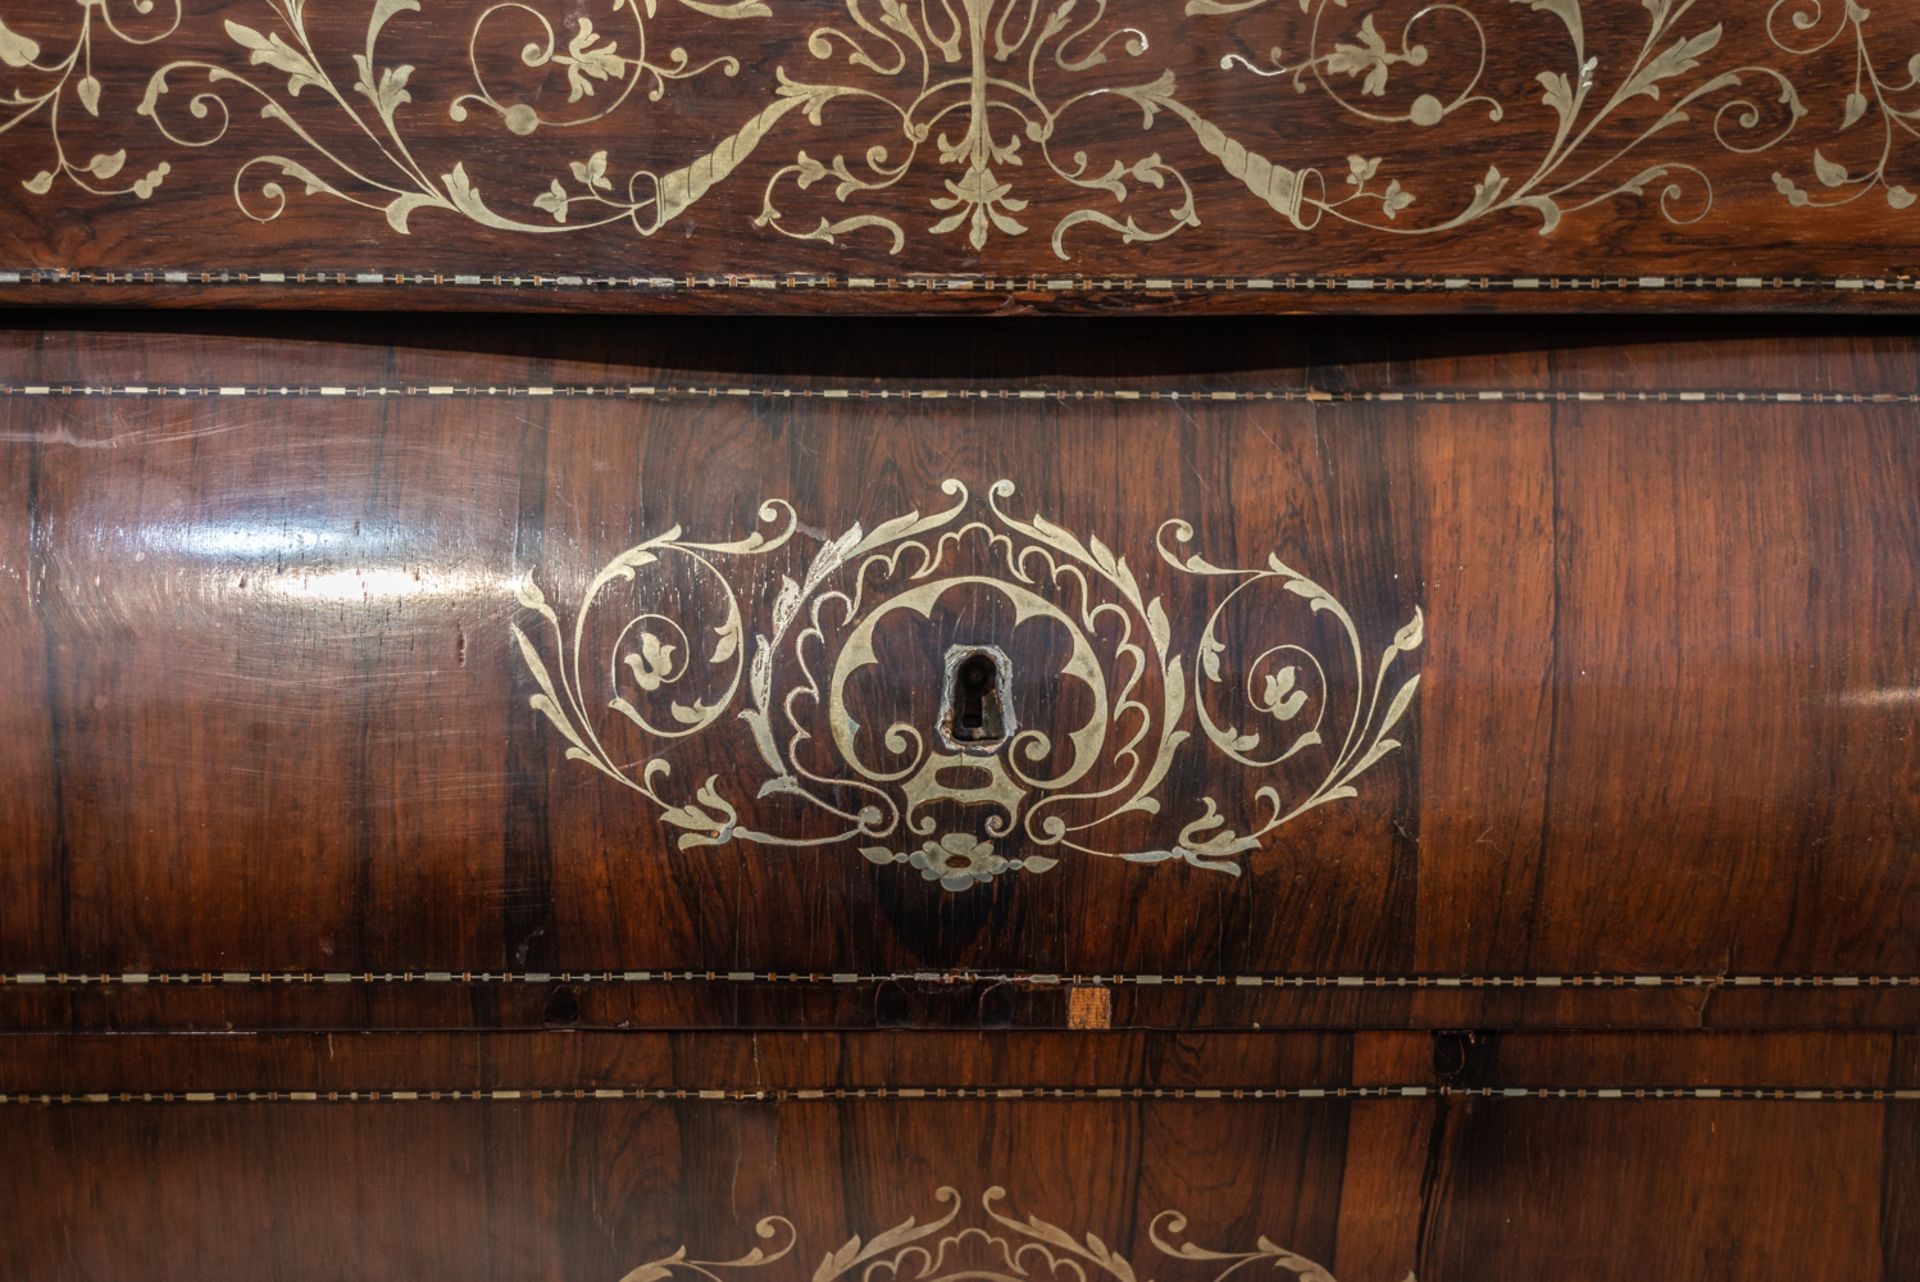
[0,269,1917,295]
[4,970,1915,990]
[2,384,1916,405]
[4,1084,1915,1105]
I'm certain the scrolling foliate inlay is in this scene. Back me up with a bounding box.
[512,480,1423,891]
[1,0,1918,261]
[616,1186,1412,1282]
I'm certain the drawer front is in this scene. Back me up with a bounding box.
[4,317,1919,1280]
[4,1030,1917,1282]
[2,318,1917,1024]
[0,2,1918,310]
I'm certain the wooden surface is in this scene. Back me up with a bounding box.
[5,315,1920,1029]
[2,1,1920,311]
[4,1030,1919,1280]
[3,313,1919,1279]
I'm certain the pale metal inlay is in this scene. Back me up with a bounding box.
[0,0,1908,255]
[512,479,1423,891]
[613,1185,1407,1282]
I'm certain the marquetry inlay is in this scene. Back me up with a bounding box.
[7,1083,1915,1104]
[0,0,1890,240]
[513,478,1423,890]
[3,1,1920,301]
[613,1185,1394,1282]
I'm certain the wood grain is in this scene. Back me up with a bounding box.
[2,1031,1916,1282]
[1,315,1917,1037]
[0,1,1919,311]
[3,310,1918,1276]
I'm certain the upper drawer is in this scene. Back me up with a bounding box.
[0,0,1915,311]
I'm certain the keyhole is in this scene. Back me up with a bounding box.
[943,647,1010,749]
[954,656,995,739]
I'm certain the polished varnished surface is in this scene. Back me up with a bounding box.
[2,2,1920,310]
[4,316,1919,1280]
[3,317,1919,1027]
[4,1030,1919,1280]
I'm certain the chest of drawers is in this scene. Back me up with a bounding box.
[2,3,1918,1279]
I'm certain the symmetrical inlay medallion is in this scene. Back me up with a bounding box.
[513,479,1422,890]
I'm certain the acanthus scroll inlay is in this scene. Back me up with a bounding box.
[616,1185,1413,1282]
[0,0,1915,259]
[512,480,1423,891]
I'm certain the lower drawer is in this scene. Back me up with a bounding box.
[3,1030,1916,1281]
